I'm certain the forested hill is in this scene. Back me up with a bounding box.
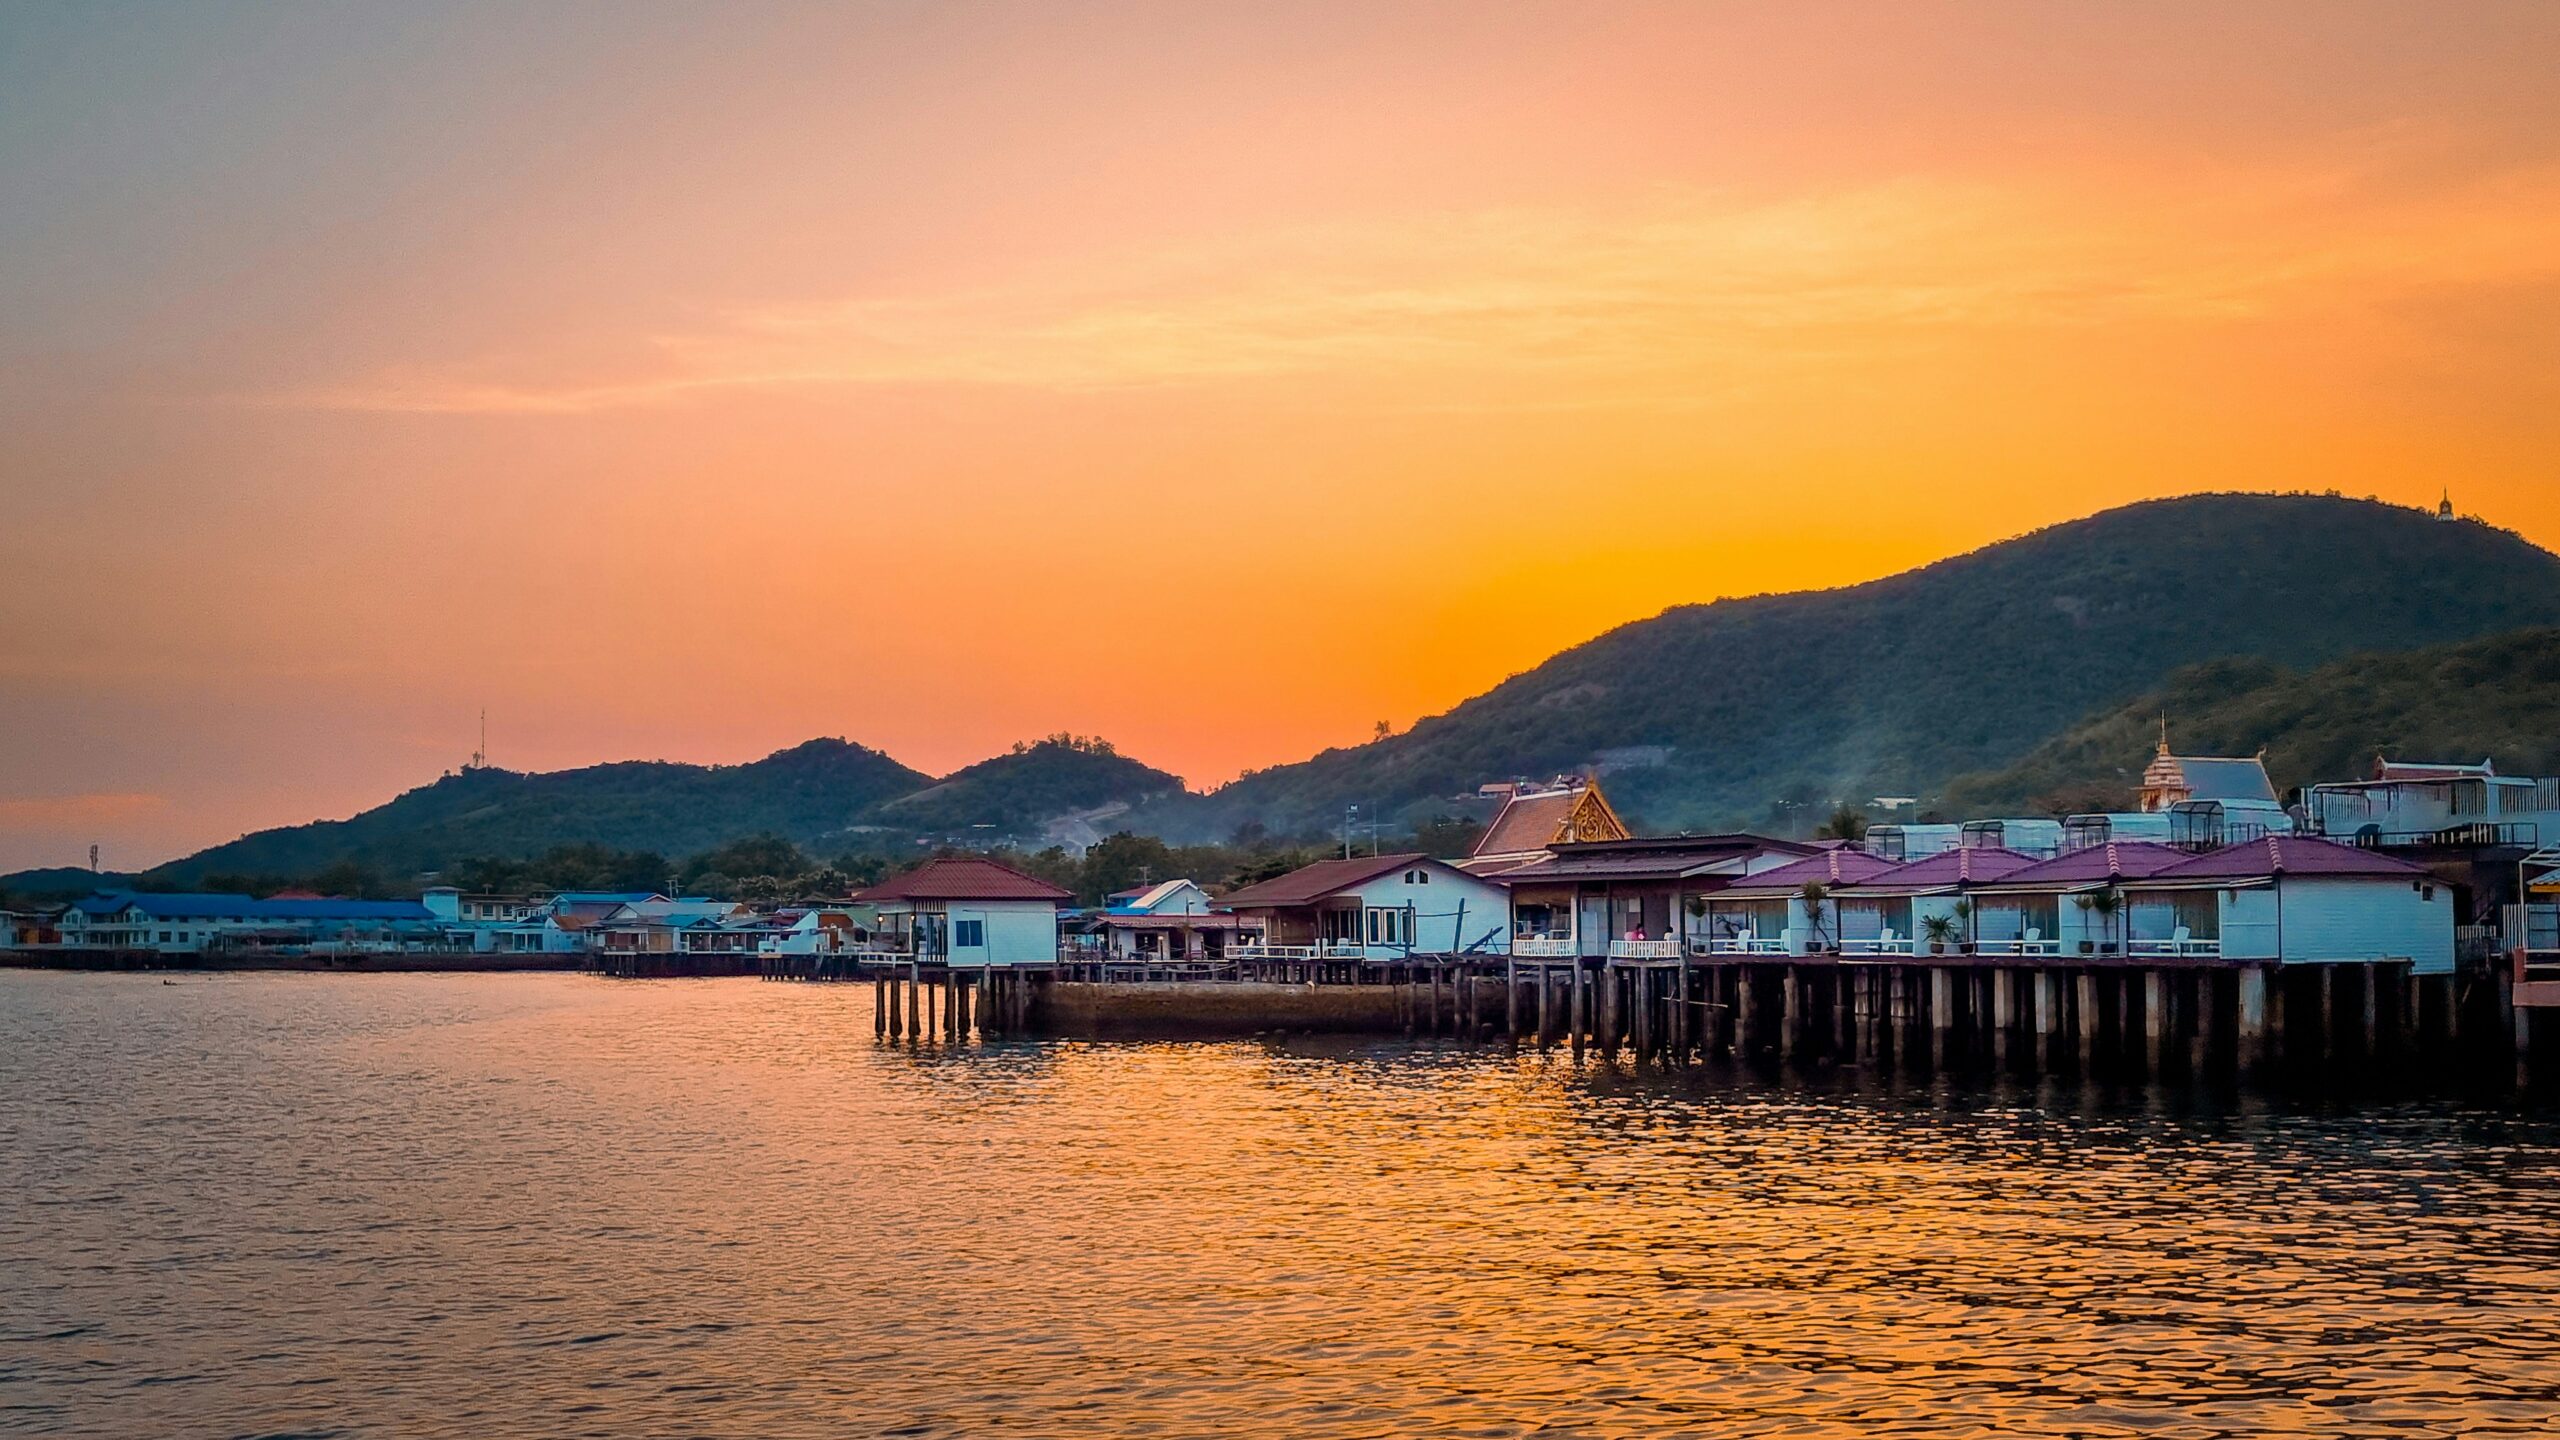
[152,739,933,885]
[1936,628,2560,817]
[1178,494,2560,837]
[864,737,1184,834]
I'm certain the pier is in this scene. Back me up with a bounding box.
[753,949,2536,1088]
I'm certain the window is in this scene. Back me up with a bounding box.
[1364,907,1408,946]
[953,919,986,949]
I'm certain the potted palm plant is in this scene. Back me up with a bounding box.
[1798,882,1832,953]
[2088,888,2125,956]
[2073,893,2099,955]
[1951,898,1975,954]
[1921,913,1957,955]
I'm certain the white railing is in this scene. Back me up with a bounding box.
[1840,938,1913,957]
[1233,944,1319,961]
[1698,936,1789,956]
[2129,937,2222,958]
[1322,942,1368,959]
[1513,937,1578,958]
[1975,939,2061,957]
[1608,939,1681,960]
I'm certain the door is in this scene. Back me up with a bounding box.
[1577,895,1609,958]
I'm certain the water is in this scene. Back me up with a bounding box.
[4,972,2559,1438]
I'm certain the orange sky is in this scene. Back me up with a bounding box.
[4,2,2560,871]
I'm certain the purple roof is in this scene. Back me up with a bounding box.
[1719,848,1902,896]
[2146,836,2430,883]
[1974,842,2191,889]
[1834,846,2038,894]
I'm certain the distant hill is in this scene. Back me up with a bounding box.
[863,738,1186,835]
[1938,628,2560,817]
[1177,495,2560,837]
[151,738,933,884]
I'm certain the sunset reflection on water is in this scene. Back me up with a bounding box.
[5,971,2558,1437]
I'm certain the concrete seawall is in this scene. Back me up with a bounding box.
[1040,981,1420,1038]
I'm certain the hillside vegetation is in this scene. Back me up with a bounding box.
[155,739,932,885]
[863,736,1185,834]
[1177,495,2560,836]
[1937,628,2560,817]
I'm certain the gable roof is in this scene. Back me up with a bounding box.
[1471,783,1631,861]
[854,856,1072,904]
[1834,846,2038,895]
[1493,833,1814,884]
[1973,842,2192,890]
[1716,848,1902,897]
[1219,853,1480,908]
[2144,836,2431,883]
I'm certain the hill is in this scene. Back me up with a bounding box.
[1936,628,2560,816]
[1178,495,2560,837]
[152,738,933,885]
[862,737,1186,836]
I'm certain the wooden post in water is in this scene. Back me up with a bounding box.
[2034,971,2059,1072]
[2318,966,2336,1067]
[2076,970,2099,1071]
[1991,969,2013,1070]
[1736,966,1759,1059]
[875,974,889,1037]
[1674,961,1691,1060]
[1780,967,1800,1063]
[1931,967,1953,1070]
[2237,965,2268,1076]
[1506,959,1519,1040]
[2362,962,2380,1060]
[2144,970,2166,1074]
[2193,971,2217,1075]
[1570,961,1587,1056]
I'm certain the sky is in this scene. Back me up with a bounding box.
[4,1,2559,873]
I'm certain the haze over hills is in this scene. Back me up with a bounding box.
[1175,494,2560,836]
[13,493,2560,898]
[1937,628,2560,818]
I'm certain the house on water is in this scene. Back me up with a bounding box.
[2114,836,2456,972]
[1698,848,1905,955]
[1495,834,1817,960]
[1823,846,2041,956]
[1087,878,1260,963]
[1219,854,1512,961]
[852,856,1072,966]
[1961,842,2194,956]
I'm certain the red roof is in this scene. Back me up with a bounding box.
[1221,853,1460,908]
[2147,836,2431,883]
[1974,842,2191,889]
[853,856,1072,904]
[1474,789,1580,858]
[1718,848,1901,896]
[1835,846,2038,894]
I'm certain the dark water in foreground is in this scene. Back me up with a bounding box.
[5,973,2560,1438]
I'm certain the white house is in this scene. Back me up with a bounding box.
[1218,853,1513,961]
[2119,836,2456,972]
[852,856,1070,967]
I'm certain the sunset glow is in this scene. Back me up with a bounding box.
[5,1,2559,868]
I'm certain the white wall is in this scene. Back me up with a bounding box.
[944,901,1059,967]
[1345,865,1511,956]
[2270,875,2455,973]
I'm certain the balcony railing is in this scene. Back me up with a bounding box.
[1840,937,1914,957]
[1513,937,1579,958]
[1975,938,2061,957]
[1608,939,1681,960]
[1696,936,1786,956]
[2128,936,2222,958]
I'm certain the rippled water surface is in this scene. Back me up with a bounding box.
[6,971,2560,1438]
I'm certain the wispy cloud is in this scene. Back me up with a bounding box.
[252,165,2560,415]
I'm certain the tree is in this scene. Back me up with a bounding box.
[309,859,385,899]
[1080,832,1177,905]
[1408,815,1486,859]
[683,835,807,889]
[1815,804,1869,842]
[801,866,851,898]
